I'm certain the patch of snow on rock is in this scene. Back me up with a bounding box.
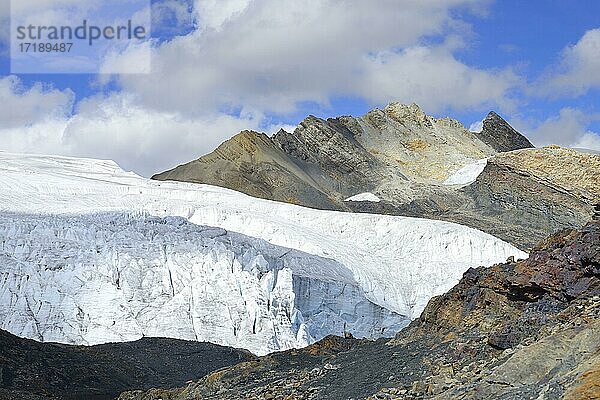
[344,192,381,203]
[444,159,488,186]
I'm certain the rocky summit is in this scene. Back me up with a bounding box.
[153,104,599,250]
[119,220,600,400]
[473,111,534,153]
[153,103,506,205]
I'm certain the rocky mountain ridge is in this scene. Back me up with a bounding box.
[154,103,514,207]
[153,103,599,250]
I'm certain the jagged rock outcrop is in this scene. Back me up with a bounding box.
[153,103,498,208]
[0,330,254,400]
[473,111,534,152]
[119,220,600,400]
[153,104,599,250]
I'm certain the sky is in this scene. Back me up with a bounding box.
[0,0,599,176]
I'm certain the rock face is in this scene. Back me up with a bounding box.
[154,130,341,211]
[0,329,254,400]
[152,104,599,250]
[120,220,600,400]
[457,146,599,249]
[473,111,534,152]
[153,103,499,210]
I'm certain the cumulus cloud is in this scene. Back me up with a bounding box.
[537,28,600,97]
[111,0,515,117]
[0,0,527,175]
[515,107,600,151]
[193,0,251,30]
[0,78,262,176]
[358,45,520,112]
[100,41,153,75]
[469,120,484,133]
[0,79,72,155]
[572,132,600,151]
[62,93,263,175]
[0,76,74,128]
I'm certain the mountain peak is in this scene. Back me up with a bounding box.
[486,110,502,119]
[475,111,534,152]
[151,104,598,250]
[384,102,428,124]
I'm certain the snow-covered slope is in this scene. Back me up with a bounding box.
[0,152,527,353]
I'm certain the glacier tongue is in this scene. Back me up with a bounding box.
[0,152,528,354]
[0,213,407,356]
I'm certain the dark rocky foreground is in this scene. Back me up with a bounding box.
[152,103,599,250]
[120,220,600,400]
[0,334,254,400]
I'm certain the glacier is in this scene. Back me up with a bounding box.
[0,213,405,356]
[0,152,528,354]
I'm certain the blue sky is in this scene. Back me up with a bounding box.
[0,0,599,175]
[455,0,600,130]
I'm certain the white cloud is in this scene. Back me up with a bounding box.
[469,120,484,133]
[110,0,514,117]
[537,28,600,97]
[513,107,600,151]
[530,108,591,145]
[100,41,153,75]
[0,79,263,176]
[0,117,70,156]
[0,76,74,128]
[357,45,520,113]
[63,93,262,175]
[266,124,297,135]
[1,0,527,175]
[572,132,600,151]
[193,0,252,30]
